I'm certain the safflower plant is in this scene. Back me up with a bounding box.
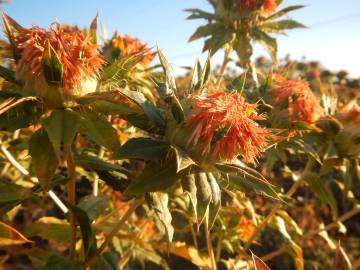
[0,12,282,269]
[186,0,305,68]
[0,1,358,270]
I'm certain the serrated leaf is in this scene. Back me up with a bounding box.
[291,139,322,165]
[188,24,221,42]
[252,252,270,270]
[115,137,170,160]
[42,109,81,161]
[0,181,32,214]
[124,90,166,131]
[42,42,63,86]
[332,242,351,270]
[189,58,202,94]
[78,109,120,151]
[25,217,70,242]
[44,254,84,270]
[251,28,278,63]
[215,162,272,186]
[75,152,130,175]
[207,173,221,228]
[94,251,120,270]
[228,174,280,201]
[171,146,195,173]
[266,5,305,20]
[77,195,109,222]
[0,96,37,115]
[158,241,211,269]
[76,91,142,115]
[185,8,217,20]
[88,14,98,45]
[261,19,306,33]
[95,170,129,192]
[270,216,304,270]
[77,91,163,134]
[148,192,174,243]
[276,210,302,236]
[0,221,32,246]
[2,13,23,63]
[181,173,198,221]
[287,241,304,270]
[68,204,93,258]
[304,172,338,219]
[133,246,170,270]
[27,248,59,270]
[198,55,211,91]
[203,31,233,56]
[0,98,42,131]
[126,157,179,195]
[157,48,177,94]
[196,172,212,226]
[29,128,59,191]
[170,95,185,123]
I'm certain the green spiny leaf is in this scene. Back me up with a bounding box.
[29,128,59,192]
[147,192,174,244]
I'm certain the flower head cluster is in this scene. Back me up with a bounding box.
[109,32,154,67]
[270,77,324,124]
[237,0,277,14]
[13,23,104,90]
[184,91,271,163]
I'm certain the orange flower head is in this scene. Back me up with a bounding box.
[237,0,277,13]
[270,77,324,124]
[109,32,154,67]
[183,91,271,163]
[261,0,277,14]
[13,23,104,90]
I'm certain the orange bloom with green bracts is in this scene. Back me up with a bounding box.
[270,77,324,124]
[184,91,271,163]
[109,32,154,67]
[13,23,104,90]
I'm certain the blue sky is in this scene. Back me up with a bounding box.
[1,0,360,76]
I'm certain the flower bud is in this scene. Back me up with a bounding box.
[269,76,324,128]
[334,107,360,158]
[10,19,104,98]
[104,32,154,68]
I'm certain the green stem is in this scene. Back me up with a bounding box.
[215,231,223,262]
[216,48,231,89]
[204,224,217,270]
[93,146,105,196]
[260,206,360,263]
[67,151,77,258]
[84,197,144,269]
[243,157,315,251]
[303,206,360,239]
